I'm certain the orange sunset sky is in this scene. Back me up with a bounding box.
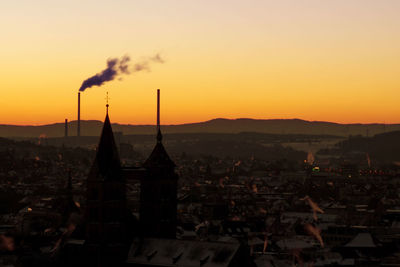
[0,0,399,125]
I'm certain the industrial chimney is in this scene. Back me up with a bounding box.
[157,89,160,131]
[65,119,68,138]
[77,92,81,137]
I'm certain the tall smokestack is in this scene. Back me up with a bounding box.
[157,89,160,131]
[65,119,68,138]
[78,92,81,137]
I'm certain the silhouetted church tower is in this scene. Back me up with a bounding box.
[140,89,178,239]
[85,103,128,266]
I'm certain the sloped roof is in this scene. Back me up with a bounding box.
[88,113,122,181]
[276,238,313,250]
[143,129,175,169]
[345,233,376,248]
[126,238,240,267]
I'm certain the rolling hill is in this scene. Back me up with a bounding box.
[0,118,397,138]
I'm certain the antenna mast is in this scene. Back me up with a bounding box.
[156,89,162,143]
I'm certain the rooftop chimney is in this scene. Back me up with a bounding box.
[78,92,81,137]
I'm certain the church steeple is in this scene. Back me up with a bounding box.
[157,89,162,143]
[88,103,122,181]
[85,102,128,266]
[143,89,175,169]
[140,89,178,239]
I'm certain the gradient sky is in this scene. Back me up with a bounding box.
[1,0,399,125]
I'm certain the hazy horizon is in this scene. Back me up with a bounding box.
[2,116,400,127]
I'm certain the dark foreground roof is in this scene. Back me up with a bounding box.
[126,238,240,267]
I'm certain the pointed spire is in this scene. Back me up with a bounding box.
[106,91,110,115]
[156,89,162,143]
[88,109,122,180]
[143,89,175,169]
[157,128,162,143]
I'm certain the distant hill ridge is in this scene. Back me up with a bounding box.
[0,118,398,138]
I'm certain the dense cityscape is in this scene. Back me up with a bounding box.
[2,109,400,266]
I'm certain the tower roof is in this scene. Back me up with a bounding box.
[143,89,175,170]
[143,135,175,169]
[88,113,122,181]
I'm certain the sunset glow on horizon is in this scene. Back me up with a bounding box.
[1,0,399,125]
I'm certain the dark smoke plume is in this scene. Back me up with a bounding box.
[78,54,164,92]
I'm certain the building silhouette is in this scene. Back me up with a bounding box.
[83,89,178,266]
[140,89,178,239]
[85,108,129,266]
[80,90,245,267]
